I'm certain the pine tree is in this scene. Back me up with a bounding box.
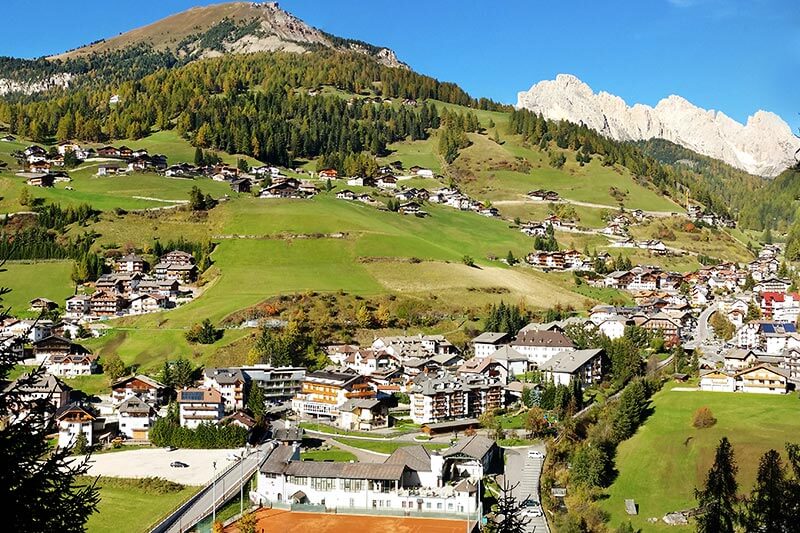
[194,147,205,166]
[73,430,89,455]
[247,383,266,423]
[695,437,739,533]
[743,449,788,532]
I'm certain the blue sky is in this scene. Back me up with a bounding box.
[1,0,797,130]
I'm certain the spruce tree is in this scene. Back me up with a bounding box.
[0,278,100,531]
[743,449,787,532]
[695,437,738,533]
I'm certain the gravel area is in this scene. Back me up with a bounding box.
[78,447,242,485]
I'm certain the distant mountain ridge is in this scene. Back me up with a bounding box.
[0,2,407,97]
[516,74,799,178]
[52,2,407,68]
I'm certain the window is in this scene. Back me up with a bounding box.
[437,502,442,510]
[426,502,432,509]
[343,479,364,492]
[311,477,336,492]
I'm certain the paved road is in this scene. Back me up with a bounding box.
[691,302,719,348]
[684,302,726,367]
[493,198,676,218]
[504,444,549,533]
[157,444,267,533]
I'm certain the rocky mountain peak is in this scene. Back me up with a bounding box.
[517,74,799,177]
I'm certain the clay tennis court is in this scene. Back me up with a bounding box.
[224,508,470,533]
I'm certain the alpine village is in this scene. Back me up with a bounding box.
[1,2,799,533]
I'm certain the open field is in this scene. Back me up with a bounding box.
[0,260,74,316]
[602,385,800,531]
[379,134,443,175]
[86,193,590,366]
[225,508,470,533]
[85,477,200,533]
[630,218,753,263]
[0,169,232,213]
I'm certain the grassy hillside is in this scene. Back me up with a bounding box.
[0,261,75,317]
[0,92,752,379]
[602,385,800,531]
[81,193,590,372]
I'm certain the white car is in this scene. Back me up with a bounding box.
[527,449,544,459]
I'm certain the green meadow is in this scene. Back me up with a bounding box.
[603,386,800,531]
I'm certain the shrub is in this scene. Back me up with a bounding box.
[693,406,717,429]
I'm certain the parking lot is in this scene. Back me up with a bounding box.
[80,447,241,485]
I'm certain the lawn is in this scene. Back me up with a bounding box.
[333,437,449,455]
[379,135,443,174]
[84,477,200,533]
[88,130,261,168]
[602,386,800,531]
[300,447,358,462]
[0,260,74,316]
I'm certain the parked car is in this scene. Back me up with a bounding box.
[522,499,542,518]
[164,446,176,452]
[170,461,189,468]
[527,449,544,459]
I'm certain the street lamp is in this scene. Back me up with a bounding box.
[212,461,217,524]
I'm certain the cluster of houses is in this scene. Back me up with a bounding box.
[7,361,309,449]
[336,179,498,219]
[7,371,167,448]
[609,238,669,256]
[19,143,169,182]
[65,250,198,320]
[299,329,608,430]
[598,210,649,238]
[687,204,736,229]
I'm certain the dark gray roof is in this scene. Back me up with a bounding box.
[204,368,245,384]
[305,370,361,386]
[512,330,574,348]
[339,398,382,412]
[10,372,70,394]
[540,349,603,374]
[724,348,756,360]
[472,332,510,344]
[262,455,406,481]
[273,427,304,442]
[118,396,153,415]
[489,345,527,362]
[443,435,496,460]
[384,445,432,472]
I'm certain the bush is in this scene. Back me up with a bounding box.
[693,406,717,429]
